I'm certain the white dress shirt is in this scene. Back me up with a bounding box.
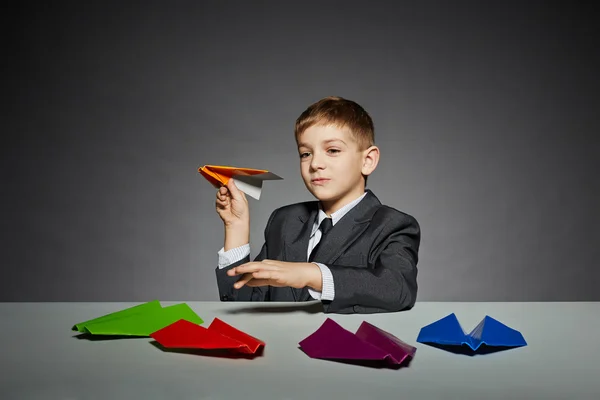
[217,192,368,301]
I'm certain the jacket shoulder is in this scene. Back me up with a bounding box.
[272,199,316,216]
[265,200,316,226]
[372,204,420,230]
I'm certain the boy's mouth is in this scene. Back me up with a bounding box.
[311,178,330,185]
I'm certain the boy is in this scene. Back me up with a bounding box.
[214,96,420,314]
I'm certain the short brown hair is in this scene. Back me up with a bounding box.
[295,96,375,150]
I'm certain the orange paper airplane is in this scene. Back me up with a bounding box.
[198,165,283,200]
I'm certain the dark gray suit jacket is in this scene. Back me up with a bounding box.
[215,190,420,314]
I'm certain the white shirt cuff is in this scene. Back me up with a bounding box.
[307,263,335,301]
[217,244,250,269]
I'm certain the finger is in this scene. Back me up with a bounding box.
[227,265,260,276]
[227,266,252,276]
[228,263,278,275]
[251,270,278,281]
[217,189,230,202]
[233,273,254,289]
[245,279,274,287]
[227,179,245,201]
[216,198,229,208]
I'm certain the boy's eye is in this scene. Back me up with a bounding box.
[300,152,311,158]
[327,148,340,154]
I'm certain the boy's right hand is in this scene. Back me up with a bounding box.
[215,179,249,227]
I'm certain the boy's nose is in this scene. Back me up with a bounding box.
[310,154,326,170]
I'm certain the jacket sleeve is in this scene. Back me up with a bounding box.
[214,210,277,302]
[322,211,420,314]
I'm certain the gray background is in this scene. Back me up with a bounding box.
[3,1,598,302]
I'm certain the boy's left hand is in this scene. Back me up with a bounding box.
[227,260,322,290]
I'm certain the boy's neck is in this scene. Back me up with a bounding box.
[320,189,366,216]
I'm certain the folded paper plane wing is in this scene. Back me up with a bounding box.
[299,318,416,367]
[72,301,204,337]
[150,318,265,354]
[198,165,282,200]
[72,300,162,332]
[416,313,527,352]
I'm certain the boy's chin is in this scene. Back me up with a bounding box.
[308,187,340,202]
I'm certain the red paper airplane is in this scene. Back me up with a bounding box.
[150,318,265,354]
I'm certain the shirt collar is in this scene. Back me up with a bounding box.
[310,191,368,237]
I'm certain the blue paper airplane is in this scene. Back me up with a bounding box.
[416,313,527,352]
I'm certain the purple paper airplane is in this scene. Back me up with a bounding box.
[299,318,416,367]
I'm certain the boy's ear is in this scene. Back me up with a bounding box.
[361,146,380,176]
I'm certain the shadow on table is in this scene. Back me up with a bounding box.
[298,347,414,370]
[421,342,521,356]
[223,302,324,315]
[72,333,145,341]
[149,340,265,359]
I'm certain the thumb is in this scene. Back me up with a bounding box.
[227,178,244,200]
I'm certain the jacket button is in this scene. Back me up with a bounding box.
[221,295,230,301]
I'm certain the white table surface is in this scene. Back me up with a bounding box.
[1,301,599,400]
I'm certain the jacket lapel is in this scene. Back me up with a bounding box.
[309,190,380,265]
[284,190,381,301]
[284,207,318,301]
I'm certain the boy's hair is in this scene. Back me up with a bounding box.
[294,96,375,150]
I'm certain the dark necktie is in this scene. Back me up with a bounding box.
[308,217,333,262]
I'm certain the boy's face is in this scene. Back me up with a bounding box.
[297,124,374,213]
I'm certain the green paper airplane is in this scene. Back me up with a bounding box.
[72,300,203,336]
